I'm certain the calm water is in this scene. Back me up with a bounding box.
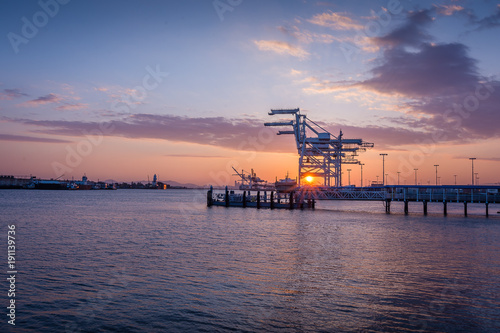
[1,189,500,332]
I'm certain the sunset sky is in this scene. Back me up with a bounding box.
[1,0,500,186]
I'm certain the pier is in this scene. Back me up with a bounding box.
[207,185,500,216]
[207,186,315,210]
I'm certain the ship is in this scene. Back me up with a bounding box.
[274,172,298,193]
[25,176,67,190]
[232,167,275,191]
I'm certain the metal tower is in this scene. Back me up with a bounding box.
[264,108,374,187]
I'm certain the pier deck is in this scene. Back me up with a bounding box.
[208,185,500,216]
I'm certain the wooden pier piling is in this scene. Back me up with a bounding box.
[207,186,213,207]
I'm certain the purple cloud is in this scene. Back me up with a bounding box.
[0,88,29,100]
[373,9,434,48]
[20,93,62,107]
[56,103,88,111]
[350,7,500,142]
[13,114,288,152]
[4,112,436,151]
[359,43,479,97]
[0,133,71,143]
[469,5,500,32]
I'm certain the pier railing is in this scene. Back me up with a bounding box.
[295,185,500,203]
[384,185,500,204]
[207,185,500,215]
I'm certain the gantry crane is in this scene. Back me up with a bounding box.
[264,108,373,187]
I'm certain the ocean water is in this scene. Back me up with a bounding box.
[1,189,500,332]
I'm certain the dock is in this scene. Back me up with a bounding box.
[207,186,315,210]
[207,185,500,216]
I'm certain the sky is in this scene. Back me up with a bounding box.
[1,0,500,186]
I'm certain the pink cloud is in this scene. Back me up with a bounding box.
[308,11,363,30]
[254,40,310,59]
[56,103,88,111]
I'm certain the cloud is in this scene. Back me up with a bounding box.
[372,9,434,48]
[308,11,363,30]
[5,112,440,152]
[164,154,228,158]
[435,4,464,16]
[0,133,71,143]
[56,103,88,111]
[254,40,309,59]
[471,4,500,31]
[0,88,29,100]
[358,43,478,97]
[453,156,500,163]
[277,25,346,44]
[13,114,287,152]
[301,7,500,144]
[20,93,62,107]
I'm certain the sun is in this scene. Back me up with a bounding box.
[305,176,313,183]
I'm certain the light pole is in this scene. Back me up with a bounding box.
[414,168,418,185]
[347,169,352,186]
[360,163,364,188]
[434,164,439,185]
[469,157,476,185]
[376,175,379,184]
[385,174,388,186]
[454,174,457,185]
[397,171,401,185]
[380,153,388,185]
[438,176,441,185]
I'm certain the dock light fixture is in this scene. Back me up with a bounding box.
[380,153,388,185]
[360,163,364,187]
[414,168,418,185]
[469,158,476,185]
[434,165,439,186]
